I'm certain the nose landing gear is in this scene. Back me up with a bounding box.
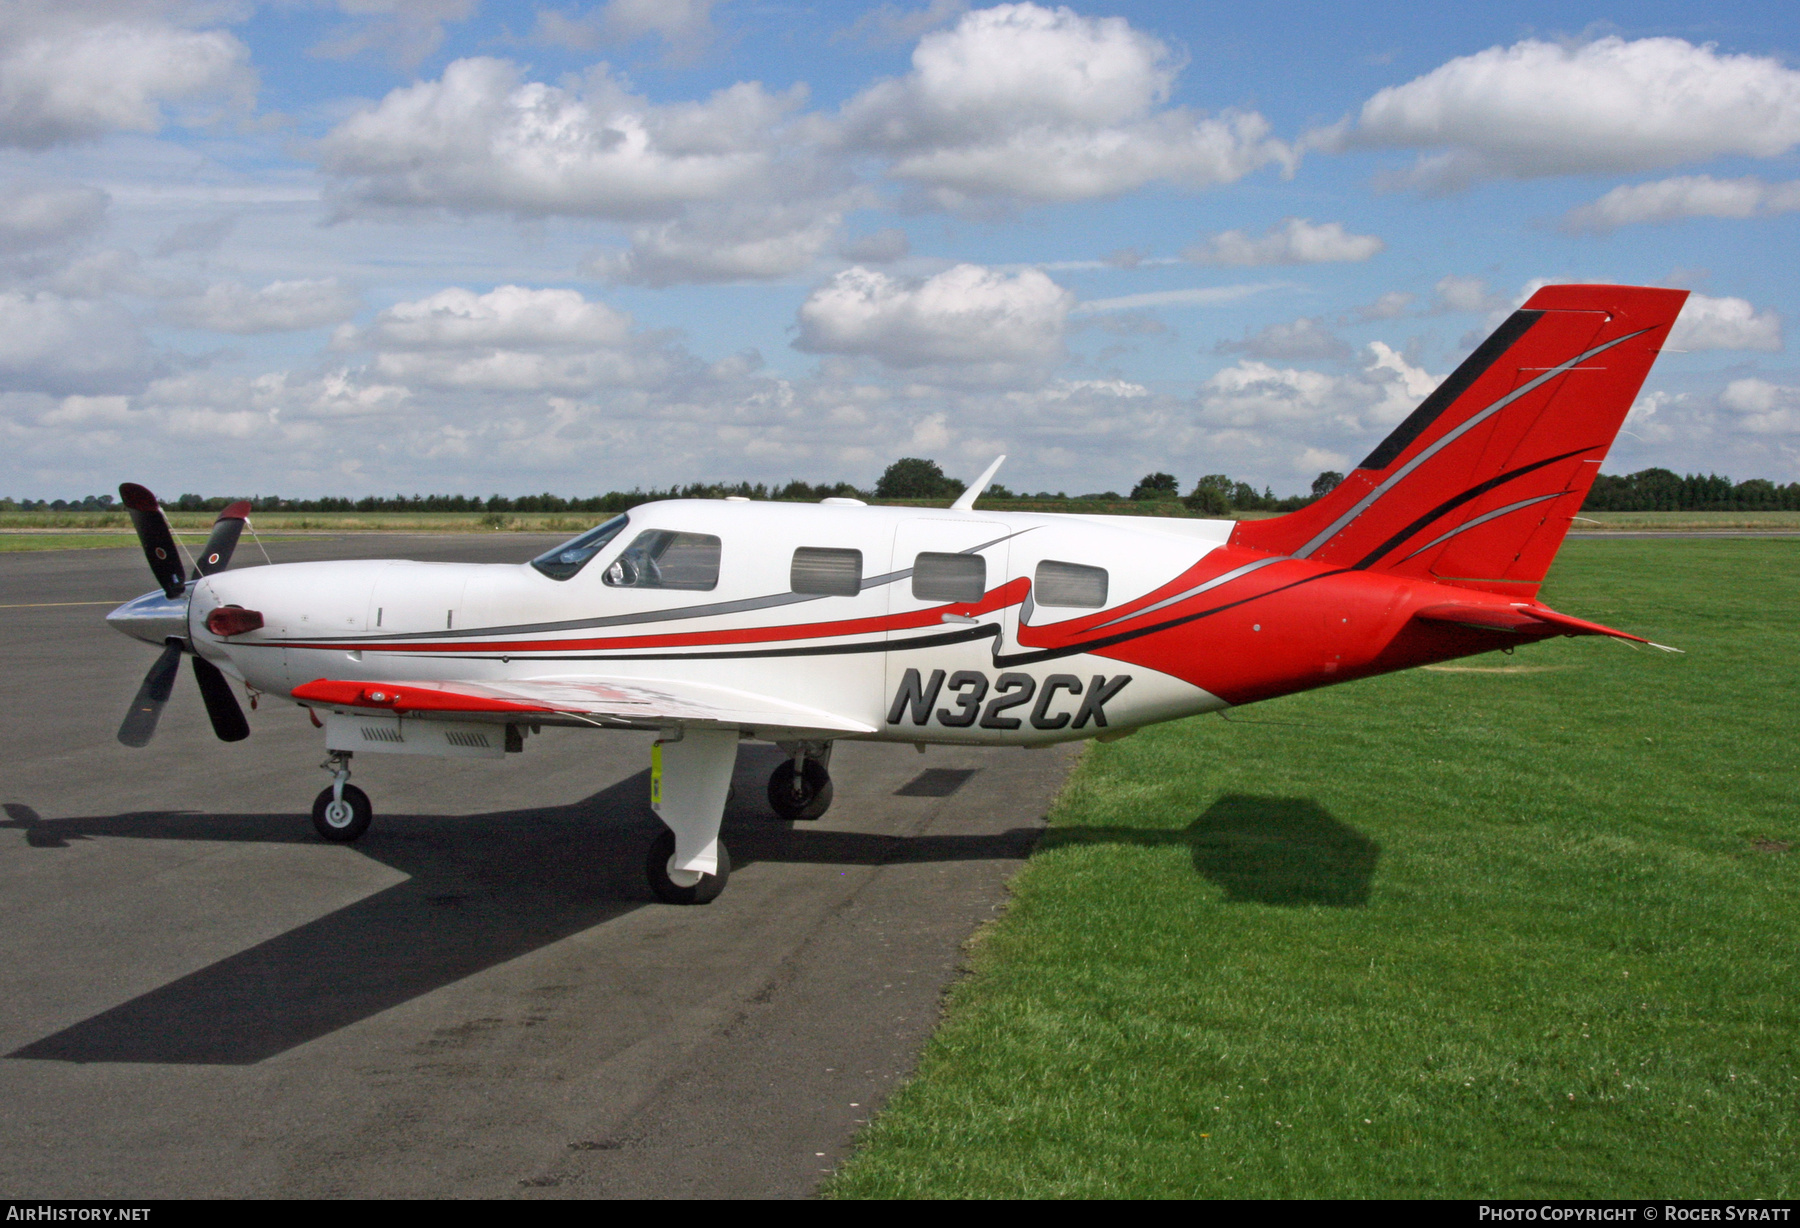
[768,741,833,822]
[311,751,371,842]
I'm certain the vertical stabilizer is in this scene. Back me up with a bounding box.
[1230,284,1688,598]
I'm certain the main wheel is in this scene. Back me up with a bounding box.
[312,784,372,843]
[645,829,730,905]
[767,759,833,821]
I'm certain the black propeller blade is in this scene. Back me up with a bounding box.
[118,483,186,599]
[192,500,252,578]
[191,655,251,743]
[118,641,184,748]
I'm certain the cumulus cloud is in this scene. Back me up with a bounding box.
[0,290,154,395]
[794,263,1074,371]
[1563,175,1800,232]
[1668,294,1782,352]
[346,284,682,391]
[838,227,911,263]
[316,58,805,219]
[1214,316,1352,362]
[584,199,855,287]
[1719,378,1800,434]
[1350,290,1415,321]
[1197,342,1438,441]
[1339,37,1800,189]
[167,279,361,335]
[836,0,969,48]
[0,12,254,149]
[799,264,1072,376]
[1432,274,1504,314]
[835,2,1291,206]
[1184,217,1383,266]
[152,216,236,258]
[0,184,108,253]
[310,0,478,68]
[532,0,721,55]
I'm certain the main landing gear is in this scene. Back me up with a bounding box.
[299,736,839,907]
[311,750,371,842]
[647,728,738,905]
[768,741,834,822]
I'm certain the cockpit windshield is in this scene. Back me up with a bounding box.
[529,513,629,581]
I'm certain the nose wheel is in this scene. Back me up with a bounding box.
[311,752,371,842]
[768,756,833,822]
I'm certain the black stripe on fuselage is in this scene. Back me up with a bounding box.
[1358,310,1544,471]
[1349,445,1593,571]
[317,567,1348,670]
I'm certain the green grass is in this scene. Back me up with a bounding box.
[828,539,1799,1199]
[0,533,144,551]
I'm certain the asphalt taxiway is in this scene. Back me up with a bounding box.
[0,535,1076,1198]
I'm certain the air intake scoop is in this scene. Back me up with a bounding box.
[205,606,265,637]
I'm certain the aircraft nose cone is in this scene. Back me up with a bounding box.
[107,589,189,646]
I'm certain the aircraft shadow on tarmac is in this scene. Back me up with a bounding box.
[1,749,1039,1067]
[1037,794,1380,909]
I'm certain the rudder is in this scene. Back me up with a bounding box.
[1231,284,1688,599]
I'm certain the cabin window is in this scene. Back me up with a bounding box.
[530,514,629,581]
[912,552,985,603]
[603,530,722,591]
[1034,559,1108,608]
[791,547,863,597]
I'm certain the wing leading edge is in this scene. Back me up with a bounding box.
[291,676,878,735]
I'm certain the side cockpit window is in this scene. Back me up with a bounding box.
[1035,559,1108,608]
[604,530,721,591]
[913,552,985,603]
[530,514,628,581]
[791,547,863,597]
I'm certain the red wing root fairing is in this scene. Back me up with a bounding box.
[102,282,1687,903]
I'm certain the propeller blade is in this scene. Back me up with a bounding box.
[192,501,252,578]
[118,641,184,748]
[119,483,186,599]
[191,655,250,743]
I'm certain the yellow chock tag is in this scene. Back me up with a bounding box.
[650,741,663,812]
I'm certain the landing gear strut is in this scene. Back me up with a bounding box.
[648,728,737,905]
[311,750,371,842]
[768,741,833,822]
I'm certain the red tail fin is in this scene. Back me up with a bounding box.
[1231,284,1688,599]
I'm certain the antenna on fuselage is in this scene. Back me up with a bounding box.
[949,455,1006,512]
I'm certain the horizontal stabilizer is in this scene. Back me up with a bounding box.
[292,675,877,735]
[1412,601,1672,648]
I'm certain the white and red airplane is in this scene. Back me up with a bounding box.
[107,283,1686,904]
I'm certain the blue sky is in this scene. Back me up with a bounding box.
[3,0,1798,499]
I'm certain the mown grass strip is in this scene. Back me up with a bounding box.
[827,539,1798,1199]
[0,534,144,552]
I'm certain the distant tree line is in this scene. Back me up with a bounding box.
[5,461,1795,514]
[1582,469,1800,511]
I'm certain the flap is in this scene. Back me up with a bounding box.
[292,675,877,735]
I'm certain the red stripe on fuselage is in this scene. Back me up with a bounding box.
[269,578,1033,655]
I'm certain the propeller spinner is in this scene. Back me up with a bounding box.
[107,485,255,746]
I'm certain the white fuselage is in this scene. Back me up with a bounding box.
[181,500,1236,745]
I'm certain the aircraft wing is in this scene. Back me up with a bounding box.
[290,676,877,735]
[1412,602,1669,647]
